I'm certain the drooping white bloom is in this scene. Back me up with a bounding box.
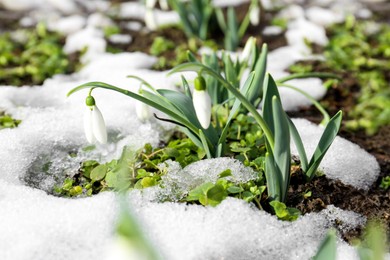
[249,5,260,26]
[193,89,211,129]
[159,0,169,10]
[84,98,107,144]
[145,0,157,9]
[145,8,157,31]
[240,36,256,63]
[136,100,152,122]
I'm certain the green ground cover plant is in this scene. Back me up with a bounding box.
[0,23,81,86]
[167,0,260,50]
[290,16,390,135]
[0,111,21,129]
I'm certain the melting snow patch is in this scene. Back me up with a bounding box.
[291,118,380,190]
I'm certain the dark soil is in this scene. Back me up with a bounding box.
[286,51,389,243]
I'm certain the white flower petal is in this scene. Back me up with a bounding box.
[145,0,157,9]
[91,105,107,144]
[250,6,260,26]
[159,0,169,10]
[240,37,255,63]
[84,108,95,144]
[193,90,211,129]
[145,9,157,31]
[136,101,152,122]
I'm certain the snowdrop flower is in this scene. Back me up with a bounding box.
[136,100,152,122]
[240,36,256,63]
[84,95,107,144]
[193,76,211,129]
[249,2,260,26]
[159,0,169,10]
[145,0,157,9]
[145,8,157,30]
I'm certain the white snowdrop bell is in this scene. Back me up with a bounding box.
[145,8,157,30]
[193,76,211,129]
[240,36,256,63]
[84,96,107,144]
[136,100,152,122]
[249,5,260,26]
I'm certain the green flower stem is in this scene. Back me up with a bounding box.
[276,72,341,83]
[278,83,330,124]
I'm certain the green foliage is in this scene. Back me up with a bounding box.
[313,229,337,260]
[327,18,390,135]
[0,23,80,86]
[271,17,287,30]
[150,36,175,56]
[54,137,203,197]
[151,37,204,70]
[314,221,389,260]
[103,25,120,37]
[169,0,257,51]
[379,176,390,190]
[68,46,341,213]
[115,198,160,260]
[357,221,388,260]
[186,169,265,207]
[0,112,21,129]
[291,17,390,135]
[168,0,214,41]
[269,201,301,221]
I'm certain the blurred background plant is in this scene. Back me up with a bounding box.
[0,23,82,86]
[0,111,21,129]
[289,16,390,135]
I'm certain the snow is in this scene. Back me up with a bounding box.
[48,15,86,35]
[0,0,386,259]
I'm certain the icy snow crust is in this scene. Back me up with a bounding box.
[0,0,383,259]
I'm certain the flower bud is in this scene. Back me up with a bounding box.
[194,75,206,91]
[86,95,95,106]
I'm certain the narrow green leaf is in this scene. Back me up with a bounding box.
[262,73,280,136]
[313,230,337,260]
[277,72,341,83]
[272,96,291,202]
[306,111,342,181]
[265,152,281,201]
[215,8,227,32]
[249,43,267,107]
[287,117,309,172]
[181,76,192,99]
[157,89,201,128]
[199,129,212,159]
[223,53,239,87]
